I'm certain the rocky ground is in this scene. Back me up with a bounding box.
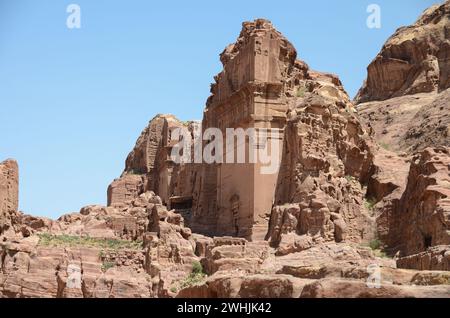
[1,188,449,298]
[1,1,449,298]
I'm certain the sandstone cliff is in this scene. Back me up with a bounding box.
[379,147,450,259]
[268,92,375,254]
[357,1,450,153]
[109,19,367,245]
[355,1,450,272]
[2,8,450,298]
[356,1,450,103]
[0,159,19,237]
[1,189,200,298]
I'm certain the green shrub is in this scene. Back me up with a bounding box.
[101,261,115,272]
[192,261,203,275]
[179,272,206,289]
[178,261,207,289]
[38,233,142,250]
[345,175,355,182]
[128,168,144,175]
[364,198,377,211]
[369,239,382,250]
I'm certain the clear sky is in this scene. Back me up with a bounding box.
[0,0,440,218]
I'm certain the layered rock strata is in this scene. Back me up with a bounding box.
[356,1,450,103]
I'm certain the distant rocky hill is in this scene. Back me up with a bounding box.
[1,3,449,298]
[356,1,450,103]
[356,1,450,153]
[354,0,450,273]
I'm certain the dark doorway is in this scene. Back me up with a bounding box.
[423,235,432,249]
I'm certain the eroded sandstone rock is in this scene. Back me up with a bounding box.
[358,90,450,153]
[397,245,450,271]
[300,278,450,298]
[3,9,450,298]
[381,148,450,258]
[0,159,19,237]
[202,237,269,275]
[356,1,450,103]
[354,2,450,264]
[0,190,200,298]
[177,272,309,298]
[268,92,376,247]
[107,114,191,208]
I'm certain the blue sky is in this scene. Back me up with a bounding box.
[0,0,440,218]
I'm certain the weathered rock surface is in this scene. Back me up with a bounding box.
[268,92,376,248]
[379,148,450,258]
[354,1,450,273]
[402,89,450,152]
[178,241,450,298]
[177,273,311,298]
[0,159,19,237]
[356,1,450,103]
[397,245,450,271]
[357,1,450,154]
[358,90,450,153]
[366,148,410,203]
[107,114,190,208]
[3,6,450,298]
[300,278,450,298]
[0,191,199,298]
[0,239,154,298]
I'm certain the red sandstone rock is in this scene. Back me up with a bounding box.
[382,148,450,258]
[3,7,450,298]
[300,278,450,298]
[0,159,19,238]
[0,191,199,298]
[203,237,269,275]
[355,1,450,103]
[358,90,450,154]
[268,93,376,247]
[177,272,309,298]
[397,245,450,271]
[107,174,144,207]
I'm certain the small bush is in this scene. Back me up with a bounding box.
[192,261,203,275]
[128,168,144,175]
[170,286,177,293]
[178,261,207,289]
[369,239,382,250]
[364,198,377,211]
[101,261,115,272]
[179,272,206,289]
[345,175,355,182]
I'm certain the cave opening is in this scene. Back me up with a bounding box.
[423,235,432,249]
